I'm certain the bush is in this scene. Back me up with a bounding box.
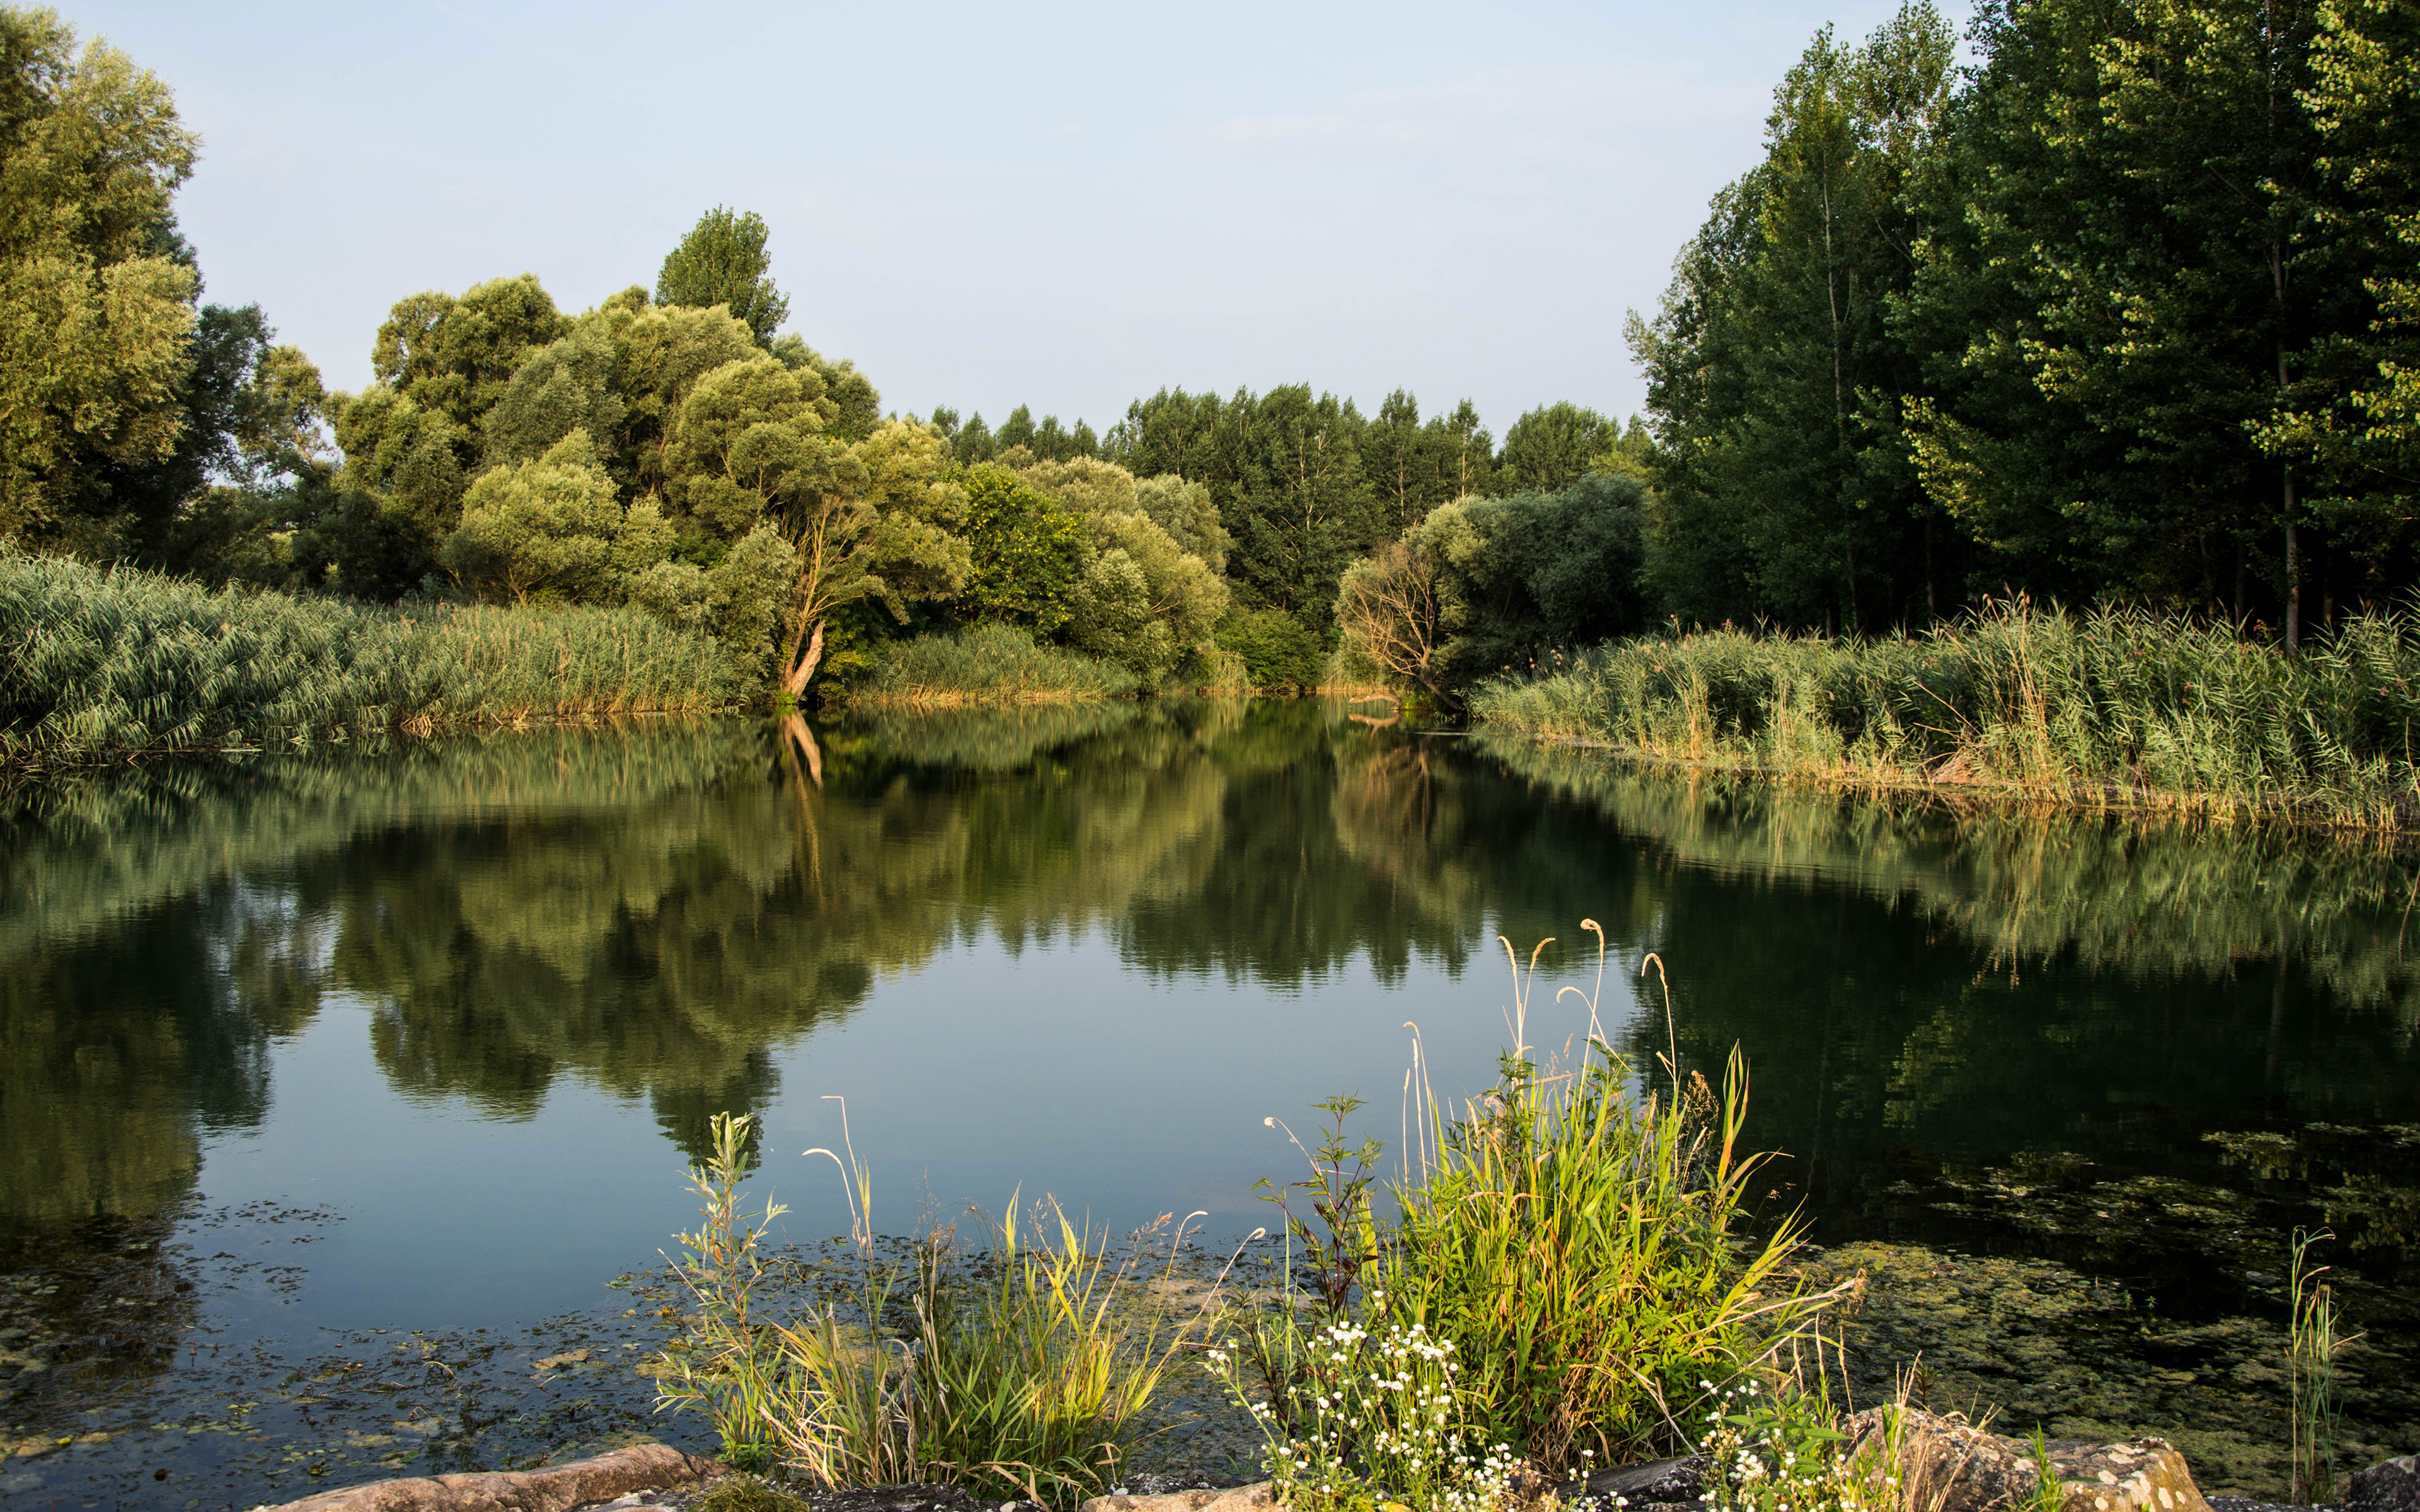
[1214,607,1324,690]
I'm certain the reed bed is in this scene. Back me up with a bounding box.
[845,623,1139,707]
[1,550,741,764]
[1469,598,2420,829]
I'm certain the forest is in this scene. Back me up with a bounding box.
[3,0,2416,729]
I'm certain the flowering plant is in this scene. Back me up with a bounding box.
[1208,1300,1529,1512]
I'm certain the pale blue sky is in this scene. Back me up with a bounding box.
[73,1,1967,438]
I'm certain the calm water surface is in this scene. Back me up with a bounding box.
[5,699,2417,1506]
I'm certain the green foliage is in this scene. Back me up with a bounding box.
[960,462,1087,633]
[691,1477,809,1512]
[0,4,200,545]
[651,1111,785,1470]
[656,1114,1191,1508]
[1471,598,2420,827]
[1635,2,1954,630]
[1698,1377,1865,1512]
[1495,401,1615,495]
[849,622,1137,705]
[655,206,790,349]
[1133,472,1233,575]
[0,547,739,763]
[1362,390,1496,536]
[1392,1034,1821,1468]
[369,273,566,447]
[440,428,635,604]
[1338,476,1649,703]
[1413,474,1649,682]
[1214,606,1324,690]
[1213,933,1840,1498]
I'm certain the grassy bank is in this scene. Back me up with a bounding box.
[1469,599,2420,828]
[1,551,741,765]
[843,623,1140,707]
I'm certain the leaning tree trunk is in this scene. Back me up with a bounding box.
[781,619,826,699]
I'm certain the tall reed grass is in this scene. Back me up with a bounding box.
[845,624,1139,707]
[1214,925,1845,1512]
[1469,599,2420,828]
[653,1109,1193,1508]
[1,550,740,764]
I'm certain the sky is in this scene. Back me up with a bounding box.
[73,0,1969,442]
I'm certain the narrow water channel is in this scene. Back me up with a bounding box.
[4,700,2414,1507]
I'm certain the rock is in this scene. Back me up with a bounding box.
[1841,1408,2213,1512]
[1843,1407,2040,1512]
[2350,1456,2420,1512]
[1561,1456,1710,1509]
[1077,1483,1279,1512]
[2049,1438,2212,1512]
[247,1441,717,1512]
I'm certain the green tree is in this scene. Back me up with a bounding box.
[1637,3,1955,630]
[0,5,200,545]
[1363,391,1495,533]
[1895,0,2340,634]
[960,462,1087,634]
[656,206,790,349]
[439,428,652,604]
[2261,0,2420,588]
[369,273,566,449]
[1497,401,1613,494]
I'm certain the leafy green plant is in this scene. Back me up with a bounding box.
[846,622,1138,706]
[1216,925,1845,1497]
[654,1100,1199,1507]
[1211,1313,1524,1512]
[1698,1373,1866,1512]
[1391,925,1841,1473]
[651,1112,786,1471]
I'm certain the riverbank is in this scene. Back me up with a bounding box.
[1466,602,2420,832]
[0,551,742,767]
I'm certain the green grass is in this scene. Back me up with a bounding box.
[654,1112,1192,1508]
[1469,598,2420,828]
[1,549,742,764]
[1210,927,1844,1512]
[844,623,1139,706]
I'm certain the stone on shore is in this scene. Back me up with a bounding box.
[1076,1485,1279,1512]
[2350,1456,2420,1512]
[247,1442,717,1512]
[1843,1408,2213,1512]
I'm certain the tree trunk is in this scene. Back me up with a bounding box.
[783,619,826,699]
[2285,496,2302,655]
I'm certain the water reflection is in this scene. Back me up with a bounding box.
[6,705,2420,1500]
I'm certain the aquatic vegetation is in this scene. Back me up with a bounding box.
[1470,599,2420,829]
[2288,1230,2354,1504]
[0,550,742,765]
[844,623,1139,706]
[653,1111,1197,1508]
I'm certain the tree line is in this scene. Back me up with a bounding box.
[8,0,2414,704]
[1630,0,2418,648]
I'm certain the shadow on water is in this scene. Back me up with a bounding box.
[0,706,2416,1501]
